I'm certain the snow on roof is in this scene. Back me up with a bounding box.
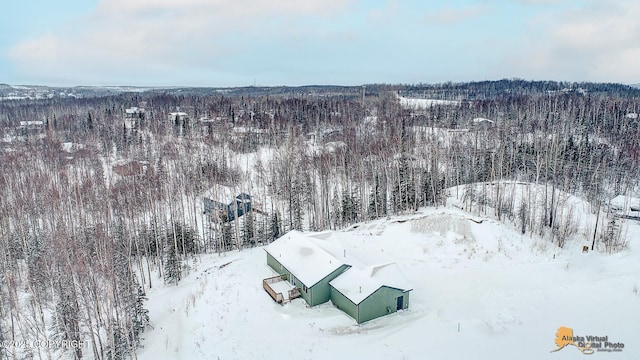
[265,231,347,287]
[307,231,367,268]
[610,195,640,211]
[323,141,347,153]
[126,107,144,114]
[397,95,460,109]
[203,184,242,204]
[61,142,85,153]
[329,263,412,305]
[19,120,44,126]
[472,117,494,123]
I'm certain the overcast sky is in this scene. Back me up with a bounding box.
[1,0,638,87]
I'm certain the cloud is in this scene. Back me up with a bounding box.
[502,0,640,82]
[367,0,399,23]
[96,0,347,18]
[510,0,564,4]
[6,0,356,85]
[426,5,490,25]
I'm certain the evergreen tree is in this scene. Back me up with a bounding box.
[163,243,181,286]
[341,189,360,225]
[220,217,234,251]
[130,285,149,344]
[518,200,529,235]
[50,272,82,359]
[87,111,94,131]
[602,215,622,252]
[291,174,305,231]
[331,192,342,229]
[462,183,477,212]
[113,238,149,352]
[255,215,268,245]
[392,154,416,213]
[241,211,256,247]
[171,222,199,255]
[0,320,7,359]
[106,321,130,360]
[368,174,386,220]
[26,233,48,298]
[420,170,444,207]
[269,212,281,241]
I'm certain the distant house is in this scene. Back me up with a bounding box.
[17,120,45,136]
[306,132,317,144]
[203,185,252,222]
[306,127,343,145]
[471,117,495,130]
[124,107,145,129]
[263,231,412,323]
[125,106,145,119]
[609,195,640,219]
[18,120,44,129]
[169,111,189,122]
[112,160,148,177]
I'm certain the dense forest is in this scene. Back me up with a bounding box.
[0,80,639,359]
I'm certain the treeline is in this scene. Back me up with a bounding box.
[0,80,638,358]
[395,78,640,100]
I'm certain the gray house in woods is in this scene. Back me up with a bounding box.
[203,185,252,222]
[609,195,640,213]
[263,231,412,323]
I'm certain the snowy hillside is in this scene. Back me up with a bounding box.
[138,206,640,359]
[397,95,460,109]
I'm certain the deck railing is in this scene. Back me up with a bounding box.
[288,288,301,301]
[263,274,287,303]
[263,274,302,303]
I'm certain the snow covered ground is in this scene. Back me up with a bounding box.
[138,206,640,359]
[397,95,460,109]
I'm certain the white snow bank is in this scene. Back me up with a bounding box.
[398,96,460,109]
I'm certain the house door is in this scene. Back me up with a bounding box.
[396,296,404,311]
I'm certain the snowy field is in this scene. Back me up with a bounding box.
[138,206,640,359]
[397,95,460,109]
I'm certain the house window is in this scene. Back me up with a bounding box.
[302,284,308,293]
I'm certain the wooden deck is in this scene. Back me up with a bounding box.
[263,275,301,304]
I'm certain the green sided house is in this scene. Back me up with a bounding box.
[263,231,412,323]
[264,231,350,306]
[329,263,411,324]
